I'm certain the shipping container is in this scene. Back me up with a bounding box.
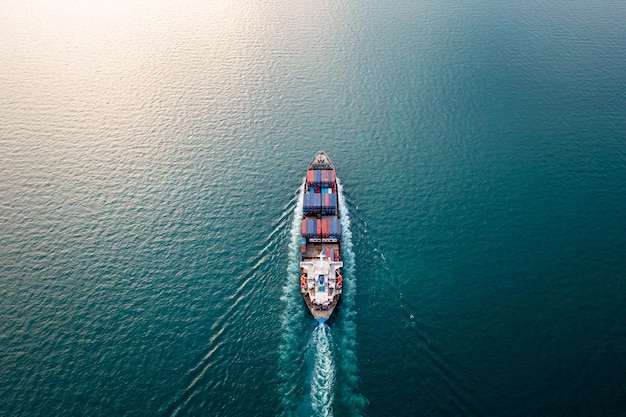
[303,194,312,214]
[318,170,335,187]
[321,195,327,215]
[321,219,330,237]
[309,219,319,238]
[314,170,321,186]
[329,219,341,238]
[304,220,310,238]
[308,169,336,188]
[303,193,324,214]
[313,193,322,210]
[321,194,337,215]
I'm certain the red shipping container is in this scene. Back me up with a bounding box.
[301,244,306,253]
[301,219,307,237]
[321,219,330,237]
[307,170,315,185]
[317,219,322,237]
[326,248,330,259]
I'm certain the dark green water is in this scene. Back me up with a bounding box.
[1,0,625,416]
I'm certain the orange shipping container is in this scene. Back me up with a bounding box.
[321,219,330,237]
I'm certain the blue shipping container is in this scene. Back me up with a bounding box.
[303,194,311,212]
[306,219,320,238]
[329,219,341,238]
[329,194,337,208]
[303,193,323,214]
[313,194,322,210]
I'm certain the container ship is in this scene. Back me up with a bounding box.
[300,151,343,323]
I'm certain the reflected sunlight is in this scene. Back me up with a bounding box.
[28,0,171,24]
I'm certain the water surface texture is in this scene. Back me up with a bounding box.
[2,0,626,416]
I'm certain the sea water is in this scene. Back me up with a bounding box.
[1,0,625,416]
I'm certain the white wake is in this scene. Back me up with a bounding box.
[310,324,335,417]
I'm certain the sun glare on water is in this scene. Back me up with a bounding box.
[25,0,171,23]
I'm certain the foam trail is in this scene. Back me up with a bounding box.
[336,179,367,415]
[278,182,307,415]
[310,324,335,417]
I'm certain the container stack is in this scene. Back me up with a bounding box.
[307,169,336,188]
[301,219,323,239]
[301,219,314,238]
[301,218,341,241]
[303,193,322,215]
[321,194,337,215]
[306,170,315,187]
[329,219,341,239]
[321,219,329,238]
[303,190,336,215]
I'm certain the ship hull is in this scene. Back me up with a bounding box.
[299,152,343,323]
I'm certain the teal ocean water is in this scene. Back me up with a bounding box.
[2,0,625,416]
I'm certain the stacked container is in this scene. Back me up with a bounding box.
[329,219,341,239]
[323,170,335,187]
[321,219,330,238]
[306,170,315,187]
[303,193,322,215]
[306,170,336,188]
[304,192,336,215]
[321,194,337,215]
[302,219,318,238]
[301,218,341,240]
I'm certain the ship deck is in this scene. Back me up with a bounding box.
[302,242,340,259]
